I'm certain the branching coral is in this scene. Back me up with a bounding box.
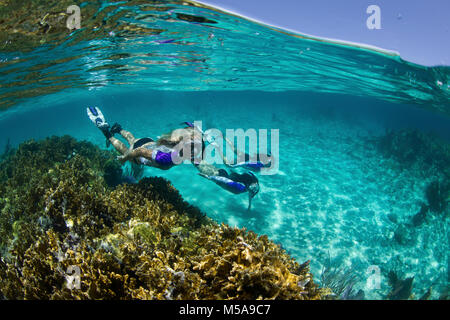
[0,136,325,300]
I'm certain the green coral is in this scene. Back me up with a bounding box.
[103,158,123,188]
[0,135,325,300]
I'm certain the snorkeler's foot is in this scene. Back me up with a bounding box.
[110,122,123,135]
[100,126,112,139]
[87,106,112,138]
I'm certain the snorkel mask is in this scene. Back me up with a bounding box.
[248,181,260,198]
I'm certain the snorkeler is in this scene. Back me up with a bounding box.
[225,153,272,172]
[222,136,273,172]
[87,107,260,209]
[197,166,260,210]
[183,121,272,173]
[180,122,261,209]
[87,106,185,170]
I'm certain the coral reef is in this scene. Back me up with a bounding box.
[103,159,124,188]
[0,135,325,300]
[0,138,12,161]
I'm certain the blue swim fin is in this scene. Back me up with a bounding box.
[87,106,111,140]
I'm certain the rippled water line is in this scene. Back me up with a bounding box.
[194,0,402,57]
[1,0,449,114]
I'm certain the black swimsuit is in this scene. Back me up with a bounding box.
[132,137,154,149]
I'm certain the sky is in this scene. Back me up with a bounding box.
[198,0,449,67]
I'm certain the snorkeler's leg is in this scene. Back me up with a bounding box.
[109,137,129,155]
[220,135,271,171]
[110,123,137,145]
[117,146,153,164]
[197,167,247,197]
[208,134,247,167]
[120,129,136,145]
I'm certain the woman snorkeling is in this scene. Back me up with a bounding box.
[196,164,260,210]
[87,106,188,170]
[177,122,261,210]
[87,106,260,209]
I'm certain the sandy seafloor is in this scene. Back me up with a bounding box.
[0,89,449,299]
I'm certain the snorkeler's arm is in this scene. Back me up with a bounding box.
[247,193,253,211]
[197,172,211,180]
[197,173,228,188]
[187,122,250,166]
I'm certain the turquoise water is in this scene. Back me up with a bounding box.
[1,1,450,299]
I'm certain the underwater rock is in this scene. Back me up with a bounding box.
[419,287,432,300]
[439,287,449,300]
[175,13,217,24]
[386,271,414,300]
[0,136,325,300]
[340,285,365,300]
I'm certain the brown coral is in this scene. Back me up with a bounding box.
[0,136,325,300]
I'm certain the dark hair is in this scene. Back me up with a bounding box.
[230,172,259,188]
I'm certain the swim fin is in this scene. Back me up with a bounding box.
[87,106,108,128]
[87,106,112,140]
